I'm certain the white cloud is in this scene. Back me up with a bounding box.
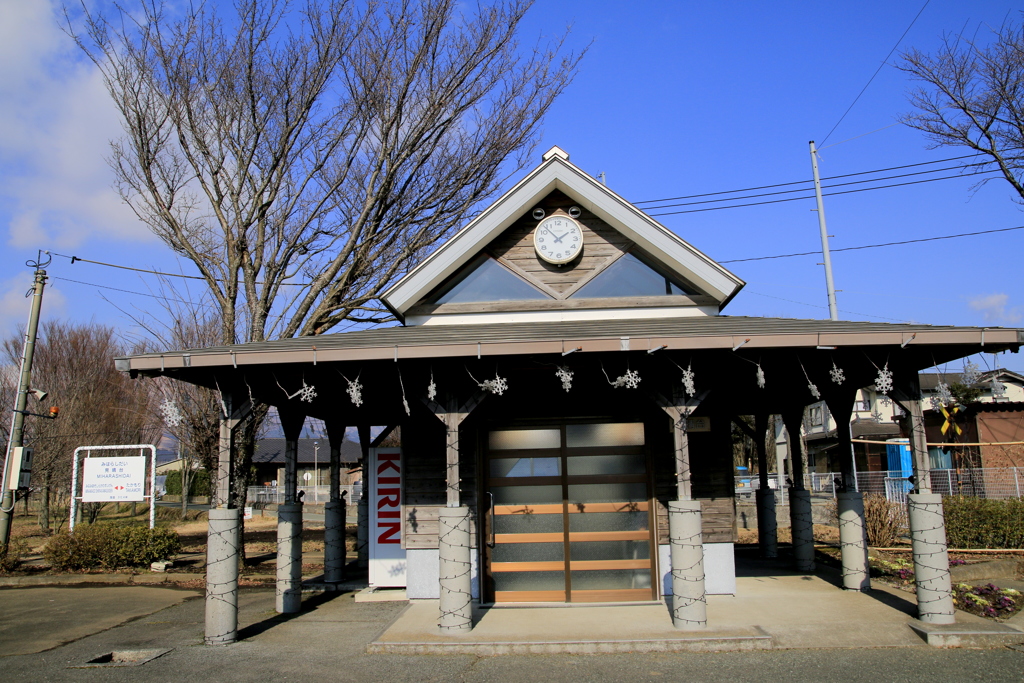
[0,0,153,250]
[968,293,1022,323]
[0,271,68,334]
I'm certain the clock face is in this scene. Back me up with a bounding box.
[534,215,584,265]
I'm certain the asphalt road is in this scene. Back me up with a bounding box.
[1,586,1022,682]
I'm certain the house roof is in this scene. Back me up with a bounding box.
[253,438,361,465]
[919,368,1024,391]
[117,315,1023,374]
[805,420,902,444]
[380,147,746,321]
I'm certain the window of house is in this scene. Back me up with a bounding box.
[570,252,698,299]
[854,392,871,412]
[427,254,552,304]
[809,405,824,427]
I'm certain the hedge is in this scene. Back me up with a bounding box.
[943,496,1024,549]
[43,524,181,571]
[164,468,211,496]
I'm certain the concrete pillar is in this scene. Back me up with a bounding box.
[205,508,240,645]
[669,500,706,630]
[908,493,955,624]
[323,499,346,583]
[357,494,369,568]
[789,489,815,572]
[755,488,778,558]
[837,491,870,590]
[276,503,303,613]
[438,506,473,633]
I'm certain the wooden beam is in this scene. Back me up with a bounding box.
[652,390,708,501]
[423,392,487,507]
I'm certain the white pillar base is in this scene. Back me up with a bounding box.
[438,506,473,633]
[755,488,778,558]
[276,503,303,613]
[668,500,707,630]
[837,492,870,590]
[324,500,345,583]
[789,489,815,572]
[908,493,956,624]
[205,508,240,645]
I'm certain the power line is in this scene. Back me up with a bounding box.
[52,277,210,307]
[632,153,978,205]
[49,253,307,286]
[745,290,916,324]
[647,169,1002,216]
[719,225,1024,264]
[818,0,931,146]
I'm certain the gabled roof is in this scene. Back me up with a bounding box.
[381,147,745,322]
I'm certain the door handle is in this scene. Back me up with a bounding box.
[487,491,495,548]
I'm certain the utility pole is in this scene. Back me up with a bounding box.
[0,254,50,548]
[809,141,839,321]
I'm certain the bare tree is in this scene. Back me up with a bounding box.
[899,20,1024,203]
[1,322,158,532]
[68,0,584,345]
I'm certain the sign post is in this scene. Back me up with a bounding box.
[368,447,406,587]
[70,444,157,530]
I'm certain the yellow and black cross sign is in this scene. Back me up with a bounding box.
[940,405,963,436]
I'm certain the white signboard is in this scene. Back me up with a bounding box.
[368,447,406,587]
[82,457,146,502]
[686,416,711,433]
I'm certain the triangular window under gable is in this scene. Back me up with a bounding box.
[426,254,553,304]
[571,251,699,299]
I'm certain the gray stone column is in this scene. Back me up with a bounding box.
[789,489,815,572]
[324,498,346,583]
[356,494,369,568]
[837,491,870,590]
[438,506,473,633]
[276,503,303,613]
[908,493,956,624]
[205,508,240,645]
[755,488,778,559]
[669,500,706,630]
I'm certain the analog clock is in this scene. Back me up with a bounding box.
[534,214,584,265]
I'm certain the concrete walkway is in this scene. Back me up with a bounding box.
[370,565,1023,655]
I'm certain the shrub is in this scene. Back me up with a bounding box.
[943,496,1024,549]
[0,537,30,573]
[863,494,907,547]
[43,524,181,571]
[164,469,211,496]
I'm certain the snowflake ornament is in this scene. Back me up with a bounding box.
[682,364,696,397]
[962,361,982,387]
[611,369,642,389]
[298,381,318,403]
[871,409,884,422]
[880,395,892,407]
[344,375,363,407]
[479,375,509,395]
[874,363,893,395]
[829,362,845,385]
[756,364,766,389]
[160,399,183,427]
[808,381,820,400]
[992,377,1007,398]
[427,373,437,402]
[555,365,574,392]
[935,381,953,407]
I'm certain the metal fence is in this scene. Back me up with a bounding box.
[736,467,1024,502]
[247,484,363,506]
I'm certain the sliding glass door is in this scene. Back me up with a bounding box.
[485,423,656,603]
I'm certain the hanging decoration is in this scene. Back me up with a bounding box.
[682,364,696,398]
[338,372,363,407]
[962,360,982,387]
[275,374,318,403]
[874,362,893,395]
[555,365,574,392]
[992,376,1007,398]
[798,359,820,399]
[755,363,765,389]
[160,399,183,427]
[398,372,411,416]
[601,362,640,389]
[829,361,845,385]
[930,381,953,412]
[427,369,437,402]
[467,367,508,395]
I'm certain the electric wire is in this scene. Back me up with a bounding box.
[48,253,307,287]
[818,0,931,147]
[632,153,979,204]
[52,277,210,307]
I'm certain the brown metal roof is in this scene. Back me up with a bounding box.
[117,315,1024,373]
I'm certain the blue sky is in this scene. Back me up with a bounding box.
[2,0,1023,374]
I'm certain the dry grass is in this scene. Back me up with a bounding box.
[736,524,840,545]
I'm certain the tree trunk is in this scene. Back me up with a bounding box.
[181,463,191,520]
[38,476,50,533]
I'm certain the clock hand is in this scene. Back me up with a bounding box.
[552,231,569,243]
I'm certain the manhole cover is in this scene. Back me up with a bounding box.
[70,648,171,668]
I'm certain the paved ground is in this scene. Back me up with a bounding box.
[1,586,1023,682]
